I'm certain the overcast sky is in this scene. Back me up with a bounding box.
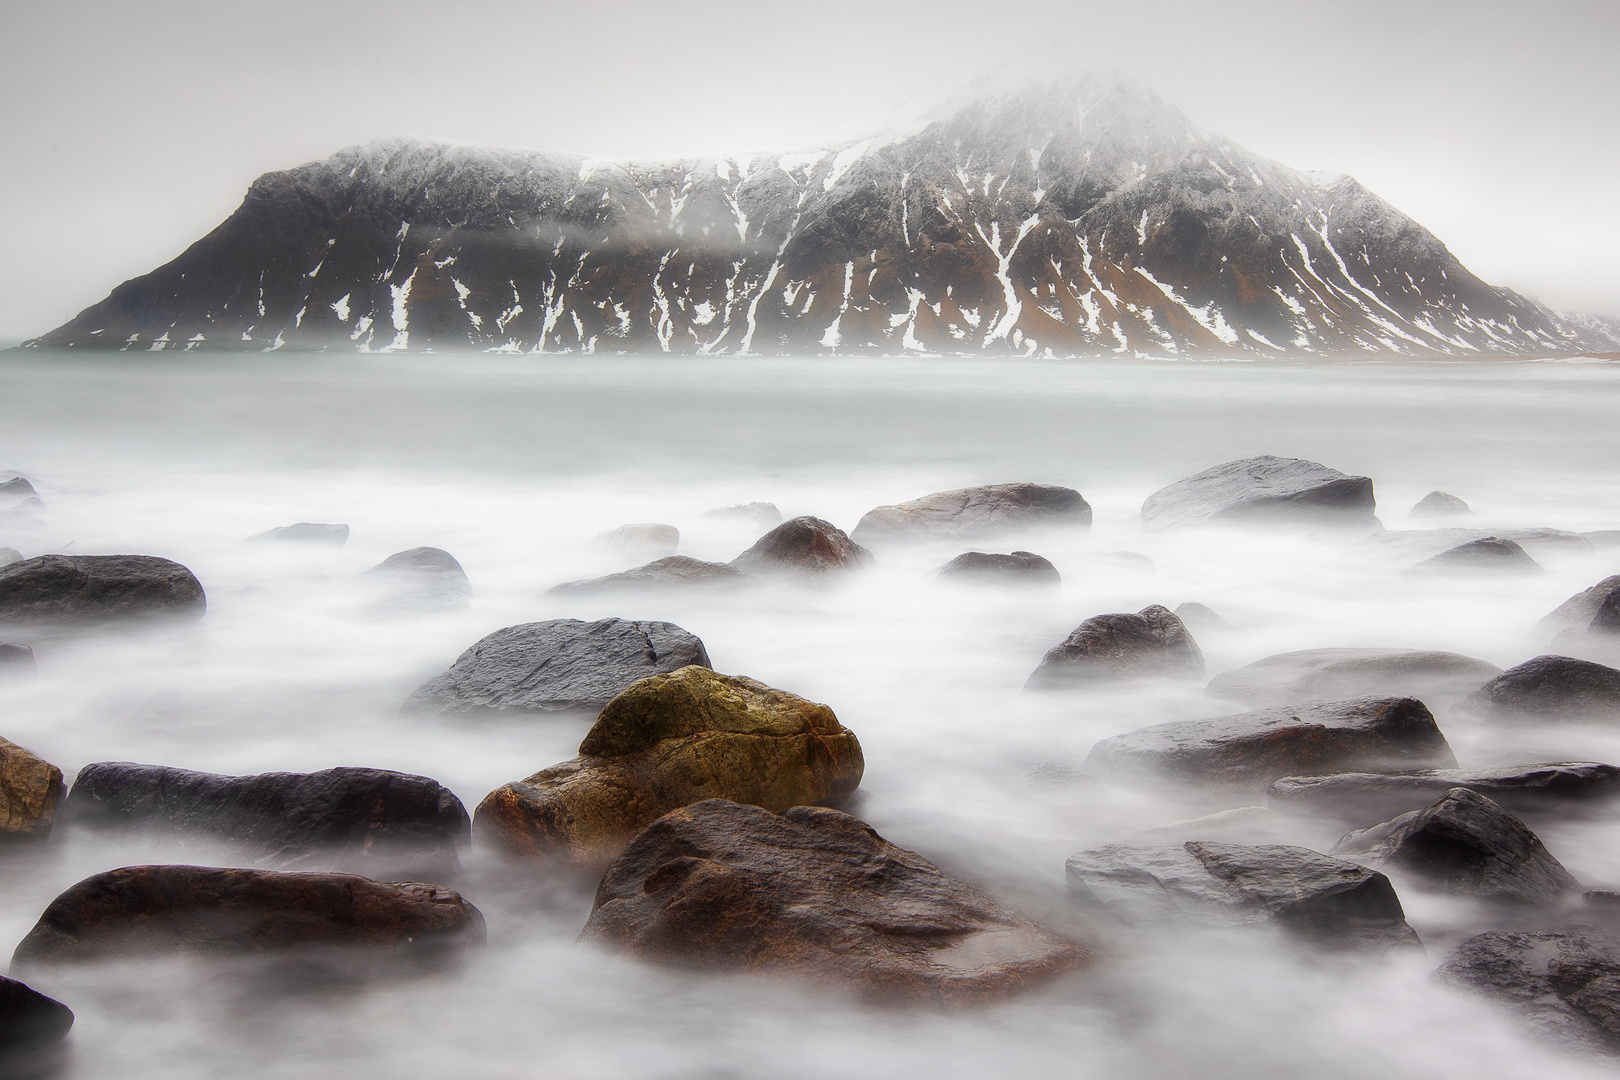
[2,0,1615,341]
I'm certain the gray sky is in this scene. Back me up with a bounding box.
[2,0,1616,341]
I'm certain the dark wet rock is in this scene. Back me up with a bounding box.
[1332,788,1579,905]
[11,865,485,964]
[851,483,1090,544]
[403,617,710,715]
[1409,490,1472,518]
[1173,602,1229,632]
[582,799,1086,1003]
[1268,762,1620,821]
[0,548,21,568]
[729,517,871,579]
[0,737,63,841]
[1435,930,1620,1053]
[0,643,34,677]
[1066,841,1418,949]
[476,666,863,865]
[1412,536,1542,575]
[937,550,1060,587]
[1587,890,1620,907]
[1025,605,1203,688]
[1140,456,1376,531]
[65,763,468,873]
[1464,655,1620,722]
[1085,697,1456,788]
[592,523,679,562]
[701,503,781,528]
[360,546,471,611]
[1593,591,1620,637]
[548,556,745,597]
[1206,647,1501,707]
[0,555,206,624]
[0,975,73,1053]
[1536,576,1620,636]
[0,477,37,502]
[249,522,350,545]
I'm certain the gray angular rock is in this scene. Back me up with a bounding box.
[1435,930,1620,1053]
[729,517,871,579]
[1412,536,1542,575]
[548,556,746,597]
[851,483,1090,544]
[0,974,73,1053]
[937,550,1060,587]
[1085,697,1456,787]
[1332,787,1579,905]
[701,503,782,528]
[403,617,711,715]
[1268,762,1620,821]
[1408,490,1472,518]
[0,554,206,624]
[249,522,350,544]
[1025,605,1203,688]
[1464,655,1620,722]
[1536,576,1620,636]
[1206,647,1501,707]
[1140,456,1376,531]
[1066,840,1418,949]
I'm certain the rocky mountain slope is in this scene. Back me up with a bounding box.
[25,76,1620,357]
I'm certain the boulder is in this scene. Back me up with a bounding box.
[1066,841,1418,949]
[581,799,1086,1003]
[0,643,34,677]
[65,763,468,872]
[360,546,472,612]
[1409,491,1472,518]
[1140,456,1376,531]
[701,502,781,528]
[11,865,485,964]
[1332,788,1579,905]
[592,523,679,562]
[548,556,745,596]
[1593,590,1620,636]
[476,666,863,865]
[0,975,73,1053]
[0,547,22,568]
[1085,697,1456,788]
[1206,647,1502,707]
[0,555,206,624]
[1411,537,1542,575]
[729,517,871,579]
[0,477,38,502]
[1435,930,1620,1052]
[402,617,710,715]
[0,737,63,840]
[1536,576,1620,636]
[1464,655,1620,722]
[1025,605,1203,689]
[248,522,350,545]
[1173,602,1229,633]
[1268,762,1620,820]
[851,483,1090,543]
[936,551,1060,587]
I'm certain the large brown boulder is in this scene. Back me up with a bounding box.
[11,865,484,964]
[0,736,63,840]
[729,517,871,578]
[1025,605,1203,688]
[476,666,864,865]
[581,799,1087,1003]
[851,483,1090,544]
[0,554,206,624]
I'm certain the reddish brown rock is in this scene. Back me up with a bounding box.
[729,517,871,579]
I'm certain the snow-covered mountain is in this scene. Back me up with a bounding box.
[25,76,1619,356]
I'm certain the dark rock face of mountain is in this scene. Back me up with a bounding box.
[26,78,1613,357]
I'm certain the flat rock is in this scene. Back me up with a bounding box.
[403,617,710,715]
[1085,697,1456,787]
[0,737,62,841]
[592,523,679,562]
[1536,576,1620,636]
[582,799,1086,1003]
[1206,647,1502,706]
[0,975,73,1053]
[1140,456,1376,531]
[0,554,206,624]
[548,556,745,596]
[476,666,863,865]
[851,483,1090,543]
[729,517,871,578]
[1066,841,1418,949]
[0,643,34,677]
[701,503,781,528]
[1025,605,1203,688]
[249,522,350,545]
[1409,491,1472,518]
[11,866,485,964]
[1332,788,1580,905]
[936,551,1060,587]
[1411,537,1542,575]
[65,763,468,873]
[1464,655,1620,722]
[1435,930,1620,1053]
[1268,762,1620,820]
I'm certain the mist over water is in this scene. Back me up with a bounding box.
[2,351,1619,1077]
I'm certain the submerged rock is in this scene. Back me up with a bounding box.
[936,550,1060,587]
[701,503,782,528]
[548,556,745,596]
[0,737,63,840]
[592,523,679,562]
[403,617,710,715]
[1534,575,1620,636]
[851,483,1090,543]
[1085,697,1456,788]
[476,666,863,864]
[1025,605,1203,688]
[361,546,472,611]
[1206,647,1501,707]
[1173,602,1229,633]
[582,799,1086,1003]
[729,517,871,579]
[248,522,350,545]
[0,548,22,568]
[1066,841,1418,949]
[1412,537,1542,575]
[1464,655,1620,722]
[1268,762,1620,821]
[1435,930,1620,1053]
[0,643,34,678]
[1332,788,1579,905]
[1585,530,1620,549]
[0,477,38,502]
[0,555,206,624]
[1409,491,1472,518]
[11,866,485,964]
[0,975,73,1054]
[1140,456,1376,531]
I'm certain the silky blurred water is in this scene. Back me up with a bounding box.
[1,351,1618,1078]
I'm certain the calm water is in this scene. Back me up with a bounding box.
[2,351,1618,1078]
